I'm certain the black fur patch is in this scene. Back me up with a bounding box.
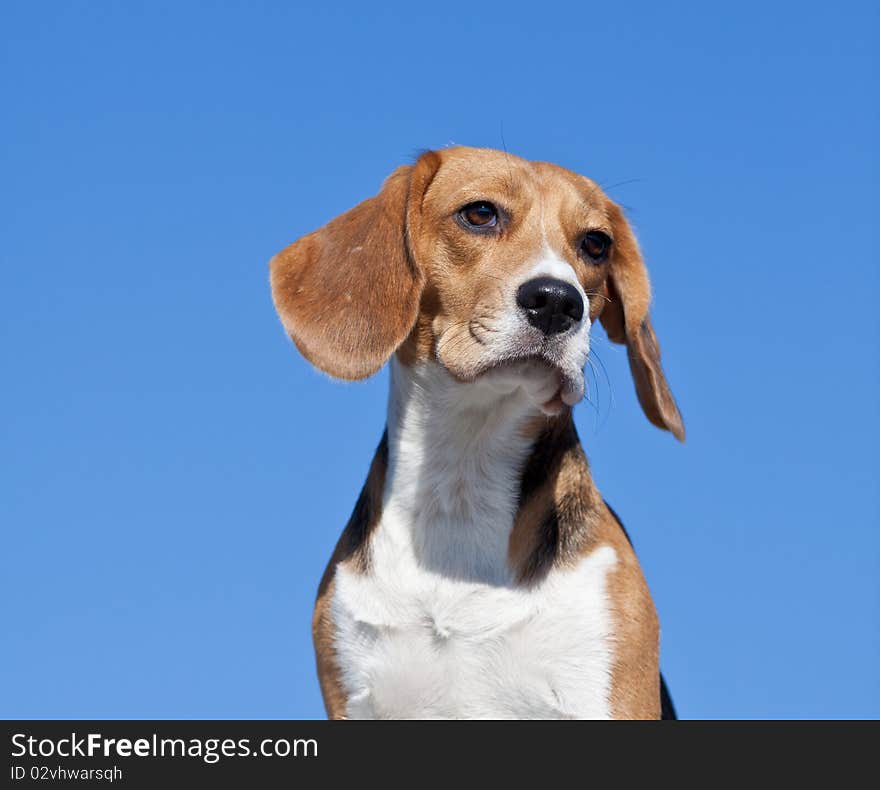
[515,414,594,585]
[660,674,678,720]
[517,418,579,506]
[340,431,388,570]
[519,508,561,582]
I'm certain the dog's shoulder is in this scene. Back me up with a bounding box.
[596,501,663,719]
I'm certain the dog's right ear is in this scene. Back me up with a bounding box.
[270,151,441,380]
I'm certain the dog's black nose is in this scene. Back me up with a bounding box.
[516,277,584,335]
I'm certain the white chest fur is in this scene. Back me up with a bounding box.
[332,543,617,719]
[329,360,618,720]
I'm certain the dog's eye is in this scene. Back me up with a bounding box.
[459,201,498,229]
[581,231,611,262]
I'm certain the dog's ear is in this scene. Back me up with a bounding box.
[270,151,441,380]
[599,201,685,441]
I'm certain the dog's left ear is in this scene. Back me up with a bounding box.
[599,201,685,441]
[270,151,441,380]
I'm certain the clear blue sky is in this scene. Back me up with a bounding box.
[2,1,877,719]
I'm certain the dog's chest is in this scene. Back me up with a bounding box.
[330,526,618,720]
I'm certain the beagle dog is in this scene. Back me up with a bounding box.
[270,146,684,719]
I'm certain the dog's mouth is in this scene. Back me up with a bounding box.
[474,353,585,415]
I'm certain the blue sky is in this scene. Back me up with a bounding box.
[1,1,877,719]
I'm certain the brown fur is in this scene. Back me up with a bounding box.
[509,413,601,584]
[270,153,441,380]
[509,414,661,718]
[313,416,663,719]
[271,147,683,436]
[599,203,685,440]
[312,434,388,719]
[601,504,662,719]
[270,147,684,719]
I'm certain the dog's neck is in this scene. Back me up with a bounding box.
[381,357,566,585]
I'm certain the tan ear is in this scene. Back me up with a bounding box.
[599,202,685,441]
[269,151,441,380]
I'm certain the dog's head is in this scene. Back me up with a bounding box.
[270,146,683,440]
